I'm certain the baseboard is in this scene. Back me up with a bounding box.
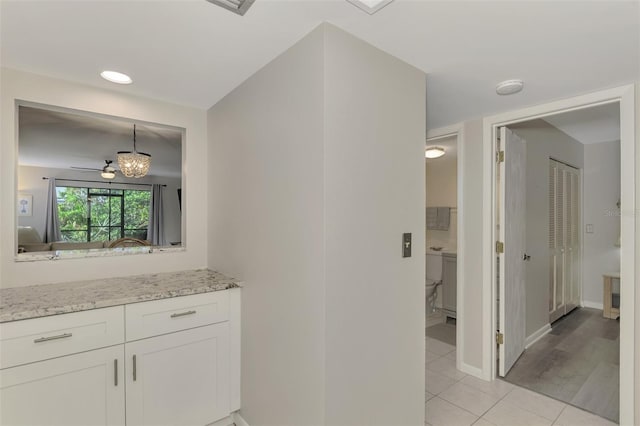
[459,361,484,378]
[525,323,552,349]
[207,415,234,426]
[582,300,603,310]
[233,411,250,426]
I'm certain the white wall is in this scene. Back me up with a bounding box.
[510,120,584,337]
[583,140,621,307]
[208,27,327,425]
[17,165,182,244]
[322,24,425,426]
[459,119,485,373]
[426,144,457,249]
[0,69,207,287]
[208,24,425,425]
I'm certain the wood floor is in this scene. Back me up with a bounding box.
[504,308,620,423]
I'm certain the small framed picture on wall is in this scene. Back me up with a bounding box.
[17,193,33,217]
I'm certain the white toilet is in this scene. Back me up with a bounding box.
[426,252,443,313]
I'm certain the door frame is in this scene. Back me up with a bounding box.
[481,85,636,425]
[426,123,468,374]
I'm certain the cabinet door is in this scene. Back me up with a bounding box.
[0,345,125,426]
[125,323,230,426]
[442,256,457,315]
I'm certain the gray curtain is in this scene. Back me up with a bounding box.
[148,184,165,245]
[43,178,62,243]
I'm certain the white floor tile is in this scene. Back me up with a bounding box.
[553,405,618,426]
[427,356,467,381]
[426,369,457,395]
[502,387,565,421]
[426,397,479,426]
[426,350,442,363]
[459,376,515,399]
[446,349,457,361]
[426,337,456,356]
[483,400,553,426]
[439,382,500,416]
[473,418,497,426]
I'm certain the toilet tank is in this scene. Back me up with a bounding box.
[426,252,443,282]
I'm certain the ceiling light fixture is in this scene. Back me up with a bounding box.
[496,79,524,96]
[206,0,255,16]
[101,160,116,180]
[117,124,151,178]
[425,147,446,159]
[100,70,133,85]
[346,0,395,15]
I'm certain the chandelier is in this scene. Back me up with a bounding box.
[117,124,151,178]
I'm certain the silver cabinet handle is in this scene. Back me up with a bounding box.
[170,310,196,318]
[133,355,137,381]
[34,332,72,343]
[114,359,118,386]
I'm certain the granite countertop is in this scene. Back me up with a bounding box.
[0,269,242,323]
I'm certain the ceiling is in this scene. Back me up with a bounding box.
[18,106,182,178]
[1,1,638,130]
[542,102,620,145]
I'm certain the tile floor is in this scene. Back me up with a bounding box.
[425,334,617,425]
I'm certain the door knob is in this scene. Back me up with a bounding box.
[523,253,531,261]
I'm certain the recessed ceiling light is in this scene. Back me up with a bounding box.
[346,0,395,14]
[425,147,445,159]
[496,79,524,96]
[100,70,133,85]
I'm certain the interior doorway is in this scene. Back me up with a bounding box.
[425,123,465,374]
[482,88,635,426]
[494,103,621,422]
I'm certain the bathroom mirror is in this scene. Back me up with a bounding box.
[16,104,184,258]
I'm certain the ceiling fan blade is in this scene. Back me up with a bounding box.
[70,166,102,171]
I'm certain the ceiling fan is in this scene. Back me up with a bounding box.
[70,160,118,180]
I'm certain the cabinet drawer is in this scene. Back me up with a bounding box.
[0,306,125,369]
[125,292,229,341]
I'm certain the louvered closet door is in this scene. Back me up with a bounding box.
[549,160,581,323]
[549,161,565,323]
[565,169,581,311]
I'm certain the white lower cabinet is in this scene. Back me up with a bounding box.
[0,345,125,426]
[125,323,230,426]
[0,289,240,426]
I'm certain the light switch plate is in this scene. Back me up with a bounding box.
[402,233,412,258]
[586,224,594,234]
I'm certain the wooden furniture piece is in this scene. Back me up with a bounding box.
[603,272,620,319]
[0,290,240,426]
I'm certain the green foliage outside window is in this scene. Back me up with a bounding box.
[56,186,151,242]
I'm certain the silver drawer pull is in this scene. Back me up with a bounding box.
[34,332,72,343]
[170,310,196,318]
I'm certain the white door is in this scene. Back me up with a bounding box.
[498,127,527,377]
[549,160,565,323]
[549,160,581,322]
[0,345,125,426]
[125,323,230,426]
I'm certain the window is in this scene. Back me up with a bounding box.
[56,186,151,242]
